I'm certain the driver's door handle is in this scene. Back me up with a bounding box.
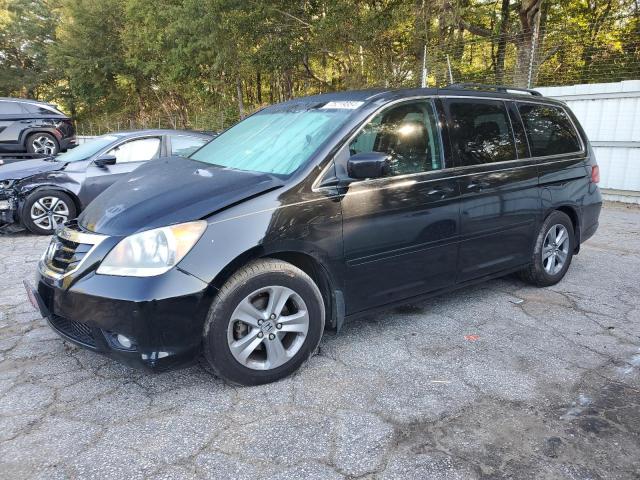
[466,181,491,191]
[427,185,455,196]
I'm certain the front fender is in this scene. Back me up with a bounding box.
[177,194,345,292]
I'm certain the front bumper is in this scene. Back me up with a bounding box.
[31,267,214,372]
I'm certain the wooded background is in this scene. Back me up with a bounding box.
[1,0,638,133]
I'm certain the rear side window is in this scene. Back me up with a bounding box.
[23,103,64,116]
[447,100,516,166]
[517,103,582,157]
[170,135,208,157]
[0,101,26,115]
[349,100,442,176]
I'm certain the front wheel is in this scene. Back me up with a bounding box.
[203,259,325,385]
[519,210,575,287]
[22,190,77,235]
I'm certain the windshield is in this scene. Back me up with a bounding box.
[55,135,119,162]
[190,103,356,175]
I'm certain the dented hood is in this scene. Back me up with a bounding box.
[79,156,283,236]
[0,158,64,181]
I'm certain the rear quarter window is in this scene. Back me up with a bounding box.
[517,103,582,157]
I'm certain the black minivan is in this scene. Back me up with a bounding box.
[28,85,602,385]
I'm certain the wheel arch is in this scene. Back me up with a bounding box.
[17,185,81,221]
[547,204,581,254]
[21,129,61,149]
[211,247,342,330]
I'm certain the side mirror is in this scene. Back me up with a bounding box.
[94,154,116,168]
[347,152,390,180]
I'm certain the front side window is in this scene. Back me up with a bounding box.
[57,135,120,162]
[517,103,582,157]
[448,99,517,166]
[170,135,208,158]
[107,137,161,163]
[190,104,353,176]
[349,100,442,176]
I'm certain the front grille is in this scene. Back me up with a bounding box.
[49,314,96,347]
[42,221,107,277]
[47,237,92,274]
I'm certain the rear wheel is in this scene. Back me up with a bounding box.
[26,133,59,156]
[203,259,325,385]
[520,210,575,287]
[22,190,77,235]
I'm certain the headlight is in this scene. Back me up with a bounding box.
[0,179,15,190]
[96,221,207,277]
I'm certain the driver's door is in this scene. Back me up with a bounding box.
[339,99,461,314]
[80,136,162,207]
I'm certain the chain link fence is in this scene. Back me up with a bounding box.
[423,15,639,89]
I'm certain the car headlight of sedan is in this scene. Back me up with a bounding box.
[96,220,207,277]
[0,179,15,190]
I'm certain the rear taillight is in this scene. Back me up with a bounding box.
[591,165,600,184]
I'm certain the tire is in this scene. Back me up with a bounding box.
[26,132,59,156]
[203,259,325,386]
[519,210,575,287]
[21,189,77,235]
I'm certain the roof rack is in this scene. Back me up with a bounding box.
[444,83,542,96]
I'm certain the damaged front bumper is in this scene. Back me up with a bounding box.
[0,190,18,226]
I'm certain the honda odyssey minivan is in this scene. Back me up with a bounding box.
[28,84,602,385]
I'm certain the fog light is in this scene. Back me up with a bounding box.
[0,200,10,210]
[116,334,133,349]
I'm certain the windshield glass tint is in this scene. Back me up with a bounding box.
[190,106,353,175]
[56,135,118,162]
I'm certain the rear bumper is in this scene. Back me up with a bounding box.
[581,187,602,244]
[31,268,215,372]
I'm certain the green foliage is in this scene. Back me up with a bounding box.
[0,0,637,131]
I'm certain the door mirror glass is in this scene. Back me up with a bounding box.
[94,154,117,167]
[347,152,390,179]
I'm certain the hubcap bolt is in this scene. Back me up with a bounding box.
[270,314,276,320]
[269,333,275,340]
[258,332,264,338]
[257,319,263,325]
[276,323,282,329]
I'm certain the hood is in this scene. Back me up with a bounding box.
[79,156,284,236]
[0,158,64,181]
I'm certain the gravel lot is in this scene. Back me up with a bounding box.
[1,202,639,479]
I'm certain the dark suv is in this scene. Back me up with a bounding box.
[27,85,602,386]
[0,98,76,156]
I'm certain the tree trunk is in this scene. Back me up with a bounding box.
[495,0,510,84]
[236,77,245,119]
[513,0,543,87]
[256,70,262,104]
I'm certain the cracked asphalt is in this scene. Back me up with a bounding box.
[1,202,639,479]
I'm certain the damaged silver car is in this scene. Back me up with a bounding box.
[0,129,213,234]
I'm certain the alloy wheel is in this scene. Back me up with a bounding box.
[542,224,570,275]
[31,135,57,155]
[227,286,309,370]
[30,196,70,231]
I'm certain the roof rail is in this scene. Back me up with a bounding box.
[444,83,542,97]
